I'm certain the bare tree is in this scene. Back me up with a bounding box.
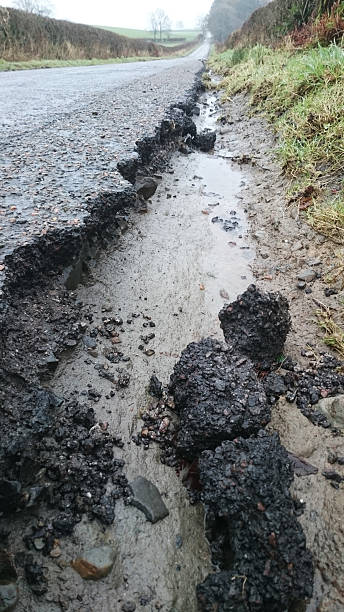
[150,8,171,42]
[150,11,159,41]
[13,0,54,17]
[196,14,208,37]
[176,20,184,30]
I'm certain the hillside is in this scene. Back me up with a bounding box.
[207,0,269,42]
[227,0,340,47]
[0,7,165,61]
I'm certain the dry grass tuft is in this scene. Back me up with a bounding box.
[316,304,344,357]
[308,199,344,243]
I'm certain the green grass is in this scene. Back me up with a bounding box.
[0,56,162,71]
[0,44,198,72]
[209,43,344,243]
[96,26,201,46]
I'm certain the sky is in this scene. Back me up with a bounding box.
[6,0,213,29]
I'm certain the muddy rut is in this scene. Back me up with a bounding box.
[37,94,254,611]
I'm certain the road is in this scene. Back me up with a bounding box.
[0,42,209,269]
[0,43,208,139]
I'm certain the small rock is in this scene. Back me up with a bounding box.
[50,546,61,559]
[33,538,45,551]
[324,287,338,297]
[322,470,343,483]
[0,551,18,612]
[0,583,18,612]
[72,545,117,580]
[44,352,59,371]
[297,269,316,283]
[316,395,344,428]
[196,130,216,152]
[297,281,306,290]
[135,177,158,201]
[149,375,163,398]
[129,476,169,523]
[83,336,97,349]
[121,603,136,612]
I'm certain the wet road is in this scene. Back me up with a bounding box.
[0,43,208,139]
[0,42,208,277]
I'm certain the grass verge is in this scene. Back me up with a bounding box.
[0,44,198,71]
[209,41,344,352]
[316,305,344,358]
[209,43,344,243]
[0,56,161,71]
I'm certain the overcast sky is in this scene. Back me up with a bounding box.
[6,0,213,28]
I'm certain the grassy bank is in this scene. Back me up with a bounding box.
[0,7,161,62]
[0,40,200,71]
[210,43,344,243]
[0,56,160,71]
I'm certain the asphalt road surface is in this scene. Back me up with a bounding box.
[0,43,209,140]
[0,42,209,266]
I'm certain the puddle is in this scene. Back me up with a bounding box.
[193,154,254,318]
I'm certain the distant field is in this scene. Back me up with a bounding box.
[96,26,201,46]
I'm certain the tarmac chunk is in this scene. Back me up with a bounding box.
[169,337,269,460]
[219,284,291,364]
[197,432,314,611]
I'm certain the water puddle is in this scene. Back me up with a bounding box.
[192,154,254,319]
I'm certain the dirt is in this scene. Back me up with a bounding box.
[0,81,343,612]
[215,91,344,611]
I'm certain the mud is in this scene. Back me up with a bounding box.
[214,90,344,611]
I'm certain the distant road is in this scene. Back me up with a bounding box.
[0,42,209,140]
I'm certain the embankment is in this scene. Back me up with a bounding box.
[0,7,199,61]
[227,0,338,47]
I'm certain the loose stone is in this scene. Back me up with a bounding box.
[71,545,117,580]
[129,476,169,523]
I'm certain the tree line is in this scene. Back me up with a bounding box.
[207,0,270,42]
